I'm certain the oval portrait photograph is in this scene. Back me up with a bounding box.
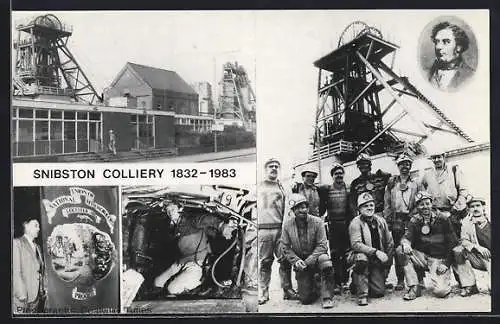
[418,16,478,92]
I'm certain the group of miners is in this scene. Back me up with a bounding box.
[257,150,490,308]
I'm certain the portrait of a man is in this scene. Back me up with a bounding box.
[422,20,477,91]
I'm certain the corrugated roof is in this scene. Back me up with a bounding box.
[127,62,197,95]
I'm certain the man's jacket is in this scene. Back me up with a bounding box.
[348,214,394,262]
[280,214,328,267]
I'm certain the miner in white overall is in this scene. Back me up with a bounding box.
[153,204,237,295]
[452,196,491,296]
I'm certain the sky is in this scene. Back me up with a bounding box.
[253,10,490,180]
[11,10,490,182]
[11,11,257,101]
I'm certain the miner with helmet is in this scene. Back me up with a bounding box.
[382,152,419,291]
[396,191,470,300]
[347,192,394,306]
[291,165,321,217]
[257,158,298,305]
[349,153,392,220]
[280,193,336,308]
[452,196,490,296]
[318,162,351,294]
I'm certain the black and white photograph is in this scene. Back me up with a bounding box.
[418,16,478,92]
[11,11,256,163]
[121,184,257,313]
[12,186,121,315]
[255,10,490,313]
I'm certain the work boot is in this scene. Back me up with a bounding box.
[322,297,335,309]
[358,297,368,306]
[258,289,269,305]
[460,285,479,297]
[395,280,405,291]
[403,286,422,301]
[283,288,299,300]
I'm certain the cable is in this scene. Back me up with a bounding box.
[211,236,238,288]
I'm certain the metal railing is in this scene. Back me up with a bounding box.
[309,140,356,160]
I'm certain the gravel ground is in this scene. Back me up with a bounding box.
[259,261,491,313]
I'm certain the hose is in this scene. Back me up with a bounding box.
[211,236,238,288]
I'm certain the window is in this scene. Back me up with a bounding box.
[77,122,87,139]
[64,121,75,139]
[51,111,63,119]
[19,108,33,118]
[64,111,75,120]
[50,121,63,140]
[18,120,33,141]
[35,110,49,119]
[35,121,49,140]
[89,112,100,120]
[77,112,88,120]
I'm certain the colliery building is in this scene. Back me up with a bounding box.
[11,14,216,161]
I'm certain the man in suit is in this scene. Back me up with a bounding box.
[427,21,475,91]
[348,192,394,306]
[13,217,47,314]
[280,193,335,309]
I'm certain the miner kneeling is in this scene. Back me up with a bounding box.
[280,194,335,308]
[397,191,473,300]
[348,192,394,306]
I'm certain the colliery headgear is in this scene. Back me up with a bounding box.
[301,166,319,178]
[466,195,486,206]
[396,152,413,165]
[356,153,371,165]
[330,163,344,176]
[264,158,281,168]
[357,192,375,208]
[415,191,433,205]
[289,193,308,210]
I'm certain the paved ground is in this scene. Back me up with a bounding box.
[259,261,491,313]
[128,299,247,314]
[151,147,256,163]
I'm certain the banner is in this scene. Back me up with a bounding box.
[39,186,120,314]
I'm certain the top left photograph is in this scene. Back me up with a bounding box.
[11,11,256,163]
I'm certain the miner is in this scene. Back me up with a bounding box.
[280,194,335,308]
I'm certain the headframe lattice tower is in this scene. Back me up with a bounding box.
[217,61,256,130]
[13,14,103,105]
[310,21,473,162]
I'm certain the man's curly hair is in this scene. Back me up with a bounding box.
[431,21,470,53]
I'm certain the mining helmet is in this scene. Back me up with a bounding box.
[356,153,371,165]
[264,158,281,168]
[427,148,446,159]
[301,166,319,178]
[466,195,486,206]
[330,163,344,176]
[396,152,413,165]
[415,191,433,205]
[289,193,308,210]
[357,192,375,208]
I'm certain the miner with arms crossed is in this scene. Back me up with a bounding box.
[291,166,321,217]
[318,163,351,294]
[452,196,490,296]
[383,152,419,291]
[349,153,392,220]
[280,193,336,308]
[257,158,298,305]
[396,191,474,300]
[348,192,394,306]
